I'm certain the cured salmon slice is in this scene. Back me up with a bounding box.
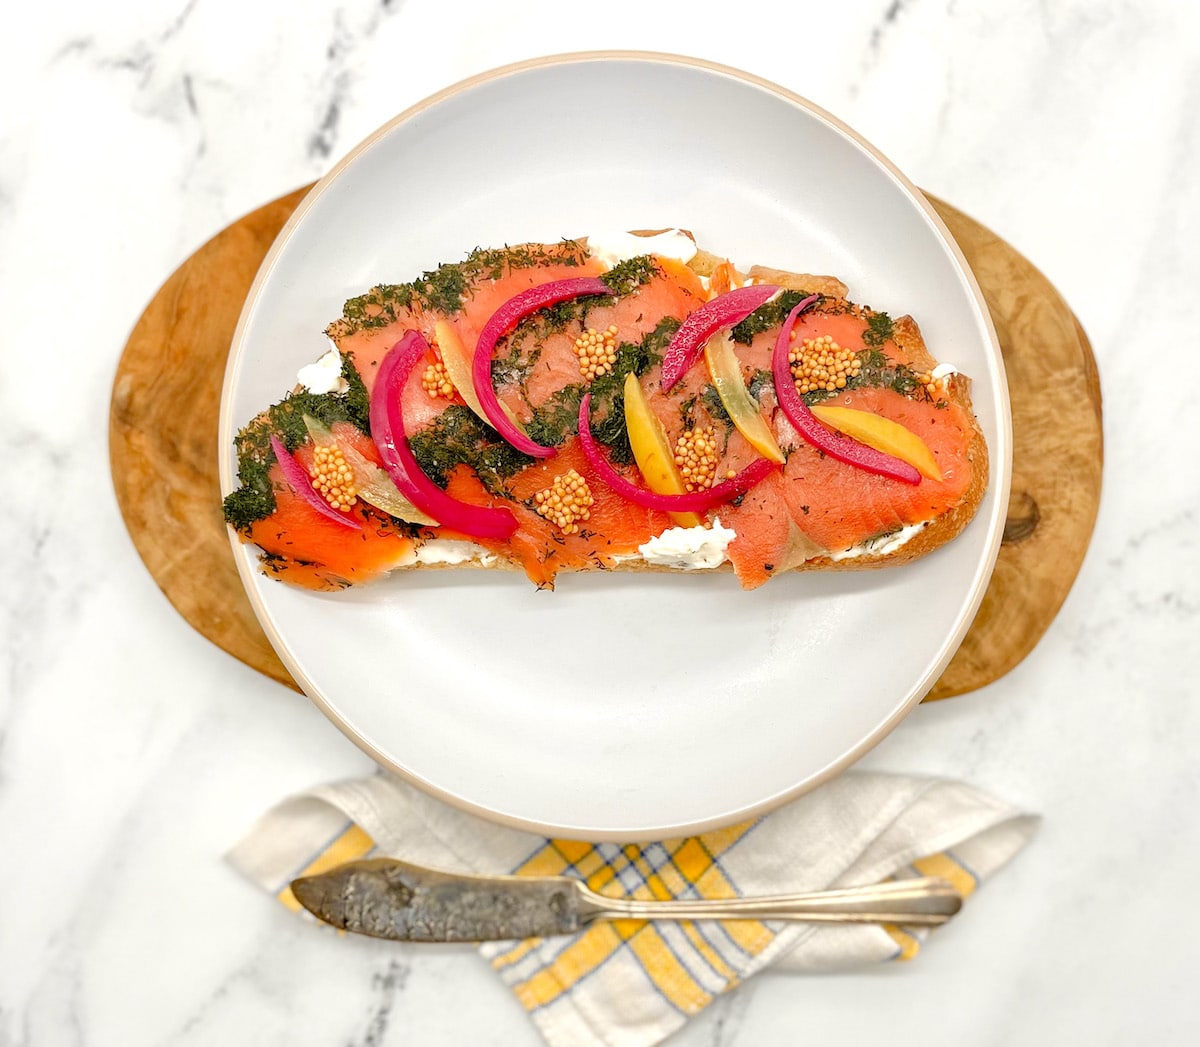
[720,472,800,589]
[778,387,977,554]
[244,468,417,591]
[328,243,601,396]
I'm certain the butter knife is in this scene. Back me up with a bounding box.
[291,858,962,942]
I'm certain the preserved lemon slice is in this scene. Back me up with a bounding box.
[810,404,943,481]
[704,333,785,464]
[433,319,525,434]
[623,372,702,527]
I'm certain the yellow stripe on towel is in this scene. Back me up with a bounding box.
[629,925,715,1015]
[913,852,978,898]
[512,923,625,1010]
[883,924,923,961]
[883,851,977,961]
[497,821,773,1011]
[639,863,740,985]
[491,938,541,972]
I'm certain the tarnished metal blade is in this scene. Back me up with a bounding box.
[291,858,582,942]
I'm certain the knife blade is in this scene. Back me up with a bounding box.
[291,858,582,941]
[291,858,962,942]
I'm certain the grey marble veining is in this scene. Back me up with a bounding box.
[1,0,1198,1044]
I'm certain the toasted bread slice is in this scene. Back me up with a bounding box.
[224,233,987,590]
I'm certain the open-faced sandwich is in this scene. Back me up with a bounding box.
[222,231,987,590]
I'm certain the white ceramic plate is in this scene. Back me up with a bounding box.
[220,53,1010,841]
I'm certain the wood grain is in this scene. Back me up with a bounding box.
[924,200,1104,698]
[110,187,310,690]
[108,187,1102,699]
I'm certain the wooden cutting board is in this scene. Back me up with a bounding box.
[108,186,1103,700]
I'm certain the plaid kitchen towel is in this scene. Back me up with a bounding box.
[228,772,1036,1047]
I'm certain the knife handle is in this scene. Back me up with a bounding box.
[574,876,962,926]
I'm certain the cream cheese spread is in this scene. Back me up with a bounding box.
[297,344,349,395]
[587,229,698,270]
[636,519,738,570]
[415,540,497,567]
[829,521,929,562]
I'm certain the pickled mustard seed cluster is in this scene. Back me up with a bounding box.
[673,426,722,492]
[309,445,358,511]
[533,469,594,534]
[573,324,619,381]
[789,333,862,395]
[421,359,455,399]
[915,370,952,400]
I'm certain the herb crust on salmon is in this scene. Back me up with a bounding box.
[223,231,988,590]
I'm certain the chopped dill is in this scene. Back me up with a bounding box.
[699,384,734,429]
[525,384,584,449]
[729,290,816,345]
[329,240,589,334]
[340,351,371,432]
[407,405,533,493]
[222,469,274,532]
[222,364,373,531]
[748,369,775,404]
[599,254,658,298]
[491,338,533,389]
[861,311,895,347]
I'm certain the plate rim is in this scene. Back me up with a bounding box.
[219,50,1012,841]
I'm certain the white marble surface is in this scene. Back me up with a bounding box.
[1,0,1197,1043]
